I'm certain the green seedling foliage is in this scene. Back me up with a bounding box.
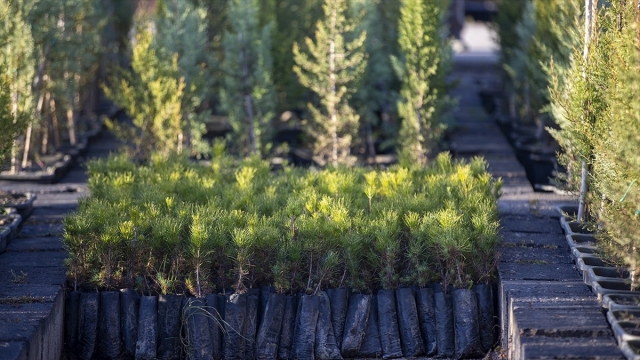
[65,152,501,294]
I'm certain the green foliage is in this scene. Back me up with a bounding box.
[64,151,501,294]
[498,0,581,128]
[270,0,323,112]
[351,0,400,159]
[103,24,186,159]
[394,0,453,165]
[221,0,276,157]
[0,0,35,167]
[547,0,640,286]
[155,0,214,155]
[0,66,23,164]
[293,0,368,167]
[104,1,212,160]
[1,0,106,170]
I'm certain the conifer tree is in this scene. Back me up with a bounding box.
[351,0,399,161]
[394,0,452,165]
[578,0,640,283]
[221,0,276,157]
[0,66,22,165]
[0,0,35,172]
[272,0,323,112]
[156,0,213,154]
[293,0,367,167]
[496,0,527,122]
[103,23,186,159]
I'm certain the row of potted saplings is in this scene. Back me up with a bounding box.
[559,206,640,358]
[65,283,495,360]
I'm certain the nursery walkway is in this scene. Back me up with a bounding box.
[450,22,624,360]
[0,132,118,359]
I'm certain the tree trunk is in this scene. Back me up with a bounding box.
[578,0,595,222]
[21,122,32,169]
[50,97,61,149]
[329,5,338,167]
[41,91,51,154]
[65,72,77,146]
[238,31,257,156]
[244,94,256,155]
[365,117,376,163]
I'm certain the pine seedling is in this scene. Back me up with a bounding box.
[188,208,214,298]
[63,212,98,291]
[369,210,401,290]
[425,207,472,290]
[402,211,432,287]
[363,171,377,214]
[293,0,367,167]
[149,214,185,294]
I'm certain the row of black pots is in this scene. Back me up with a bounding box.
[558,205,640,359]
[65,284,496,360]
[494,119,564,192]
[0,192,36,220]
[0,207,23,254]
[0,120,102,184]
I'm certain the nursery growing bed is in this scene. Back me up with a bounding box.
[63,152,502,359]
[0,192,36,220]
[0,154,72,184]
[0,211,22,254]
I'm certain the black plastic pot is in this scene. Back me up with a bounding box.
[315,290,342,359]
[136,295,158,360]
[377,289,403,359]
[291,295,320,359]
[607,309,640,325]
[224,293,248,360]
[183,298,213,360]
[278,294,298,360]
[358,294,382,358]
[591,280,640,301]
[473,283,495,352]
[65,291,81,358]
[611,320,640,345]
[255,293,286,360]
[120,288,140,358]
[291,294,320,359]
[603,294,640,311]
[452,288,483,358]
[205,294,224,360]
[414,287,437,356]
[78,292,99,360]
[620,339,640,360]
[158,294,183,360]
[529,154,559,191]
[434,290,455,358]
[97,291,122,359]
[327,288,349,350]
[341,293,372,357]
[566,234,598,249]
[245,289,259,360]
[586,267,631,288]
[259,286,275,327]
[395,287,425,357]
